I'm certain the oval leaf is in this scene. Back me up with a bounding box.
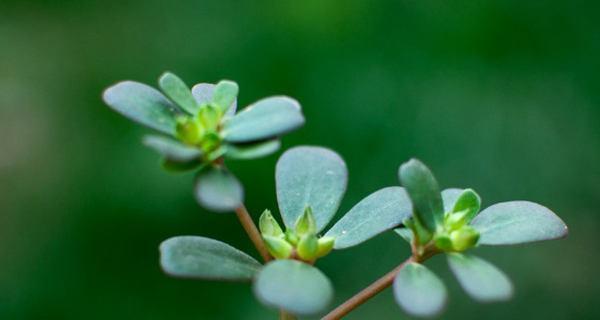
[194,168,244,212]
[447,253,513,302]
[398,159,444,232]
[143,135,201,162]
[158,72,199,115]
[222,96,305,143]
[159,236,261,281]
[326,187,412,249]
[393,262,447,318]
[212,80,239,113]
[276,146,347,232]
[442,188,463,213]
[191,83,237,116]
[253,260,333,315]
[103,81,179,135]
[225,140,281,160]
[470,201,568,245]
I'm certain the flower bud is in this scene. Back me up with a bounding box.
[297,234,319,261]
[295,206,317,236]
[450,226,480,251]
[445,209,470,231]
[316,236,335,258]
[259,209,284,237]
[176,116,204,145]
[285,229,299,246]
[434,234,453,251]
[263,235,293,259]
[198,104,221,131]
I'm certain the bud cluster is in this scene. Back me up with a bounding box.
[176,102,224,159]
[259,207,335,262]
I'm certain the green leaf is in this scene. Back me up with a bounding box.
[222,96,305,143]
[452,189,481,221]
[103,81,179,135]
[398,159,444,232]
[211,80,239,113]
[158,72,198,115]
[393,262,447,318]
[394,227,414,244]
[276,146,347,232]
[441,188,464,213]
[159,236,261,281]
[225,140,281,160]
[253,260,333,315]
[447,253,513,302]
[142,135,201,162]
[325,187,412,249]
[470,201,568,245]
[191,83,237,116]
[194,168,243,212]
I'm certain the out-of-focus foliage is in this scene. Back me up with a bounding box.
[0,0,598,319]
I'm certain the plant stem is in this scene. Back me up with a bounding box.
[280,310,297,320]
[321,257,414,320]
[235,204,272,262]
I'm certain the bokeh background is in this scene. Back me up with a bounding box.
[1,0,599,319]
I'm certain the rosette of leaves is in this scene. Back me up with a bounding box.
[102,72,304,211]
[159,146,414,317]
[391,158,568,318]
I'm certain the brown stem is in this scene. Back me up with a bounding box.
[321,257,414,320]
[280,310,297,320]
[235,204,272,262]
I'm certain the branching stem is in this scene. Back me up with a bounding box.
[235,204,272,262]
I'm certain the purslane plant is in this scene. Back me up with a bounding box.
[322,158,568,319]
[102,74,568,319]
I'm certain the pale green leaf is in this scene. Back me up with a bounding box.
[158,72,198,114]
[211,80,239,113]
[159,236,261,281]
[447,253,513,302]
[253,260,333,315]
[470,201,568,245]
[142,135,201,162]
[225,140,281,160]
[394,227,414,244]
[326,187,412,249]
[276,146,347,232]
[222,96,304,143]
[398,159,444,232]
[393,262,447,318]
[103,81,179,135]
[194,168,243,212]
[191,83,237,116]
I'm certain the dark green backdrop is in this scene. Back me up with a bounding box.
[1,0,598,319]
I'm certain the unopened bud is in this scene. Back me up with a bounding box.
[450,226,480,251]
[176,117,204,145]
[297,234,319,261]
[434,234,453,251]
[295,206,317,236]
[263,235,293,259]
[259,209,283,237]
[316,236,335,258]
[285,230,299,246]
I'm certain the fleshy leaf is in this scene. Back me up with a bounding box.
[441,188,464,213]
[470,201,568,245]
[398,159,444,232]
[394,227,414,244]
[253,260,333,315]
[191,83,237,116]
[211,80,239,113]
[103,81,179,135]
[393,262,447,318]
[158,72,199,115]
[225,140,281,160]
[142,135,201,162]
[194,168,243,212]
[276,146,347,232]
[159,236,261,281]
[452,189,481,221]
[447,253,513,302]
[326,187,412,249]
[222,96,305,143]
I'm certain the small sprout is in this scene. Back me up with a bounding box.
[263,235,293,259]
[297,234,319,261]
[295,206,317,236]
[259,209,284,238]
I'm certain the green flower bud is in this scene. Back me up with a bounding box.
[263,235,293,259]
[450,226,480,251]
[198,104,221,131]
[451,189,481,222]
[285,229,299,246]
[445,209,470,231]
[316,236,335,258]
[295,206,317,236]
[297,234,319,261]
[259,209,284,237]
[200,131,221,154]
[405,217,432,245]
[176,116,204,145]
[434,234,453,251]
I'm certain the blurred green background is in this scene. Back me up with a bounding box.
[1,0,599,319]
